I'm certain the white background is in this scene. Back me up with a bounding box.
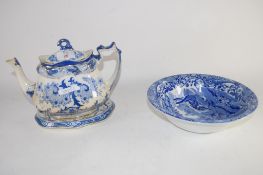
[0,0,263,174]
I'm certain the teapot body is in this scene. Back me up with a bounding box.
[33,69,110,115]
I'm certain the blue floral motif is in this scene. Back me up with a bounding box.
[35,100,114,128]
[147,74,258,123]
[37,57,98,78]
[48,55,58,62]
[7,39,121,129]
[36,77,102,114]
[37,40,120,79]
[75,84,91,103]
[74,51,84,59]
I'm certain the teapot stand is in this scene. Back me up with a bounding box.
[35,100,115,128]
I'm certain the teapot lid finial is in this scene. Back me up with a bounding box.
[57,39,73,50]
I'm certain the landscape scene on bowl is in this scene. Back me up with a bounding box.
[148,74,258,123]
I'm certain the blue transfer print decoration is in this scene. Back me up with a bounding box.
[26,90,34,98]
[37,40,119,78]
[14,57,21,66]
[25,84,35,98]
[7,39,121,129]
[35,76,104,114]
[48,55,58,62]
[96,42,122,61]
[57,39,73,50]
[35,100,114,128]
[147,74,258,123]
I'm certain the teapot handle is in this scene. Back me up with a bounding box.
[97,42,122,94]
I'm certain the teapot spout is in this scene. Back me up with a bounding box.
[6,58,35,103]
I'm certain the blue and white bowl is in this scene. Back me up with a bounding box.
[147,74,258,133]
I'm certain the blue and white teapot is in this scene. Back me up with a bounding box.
[6,39,121,128]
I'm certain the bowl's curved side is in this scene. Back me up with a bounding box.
[148,100,253,133]
[147,73,258,125]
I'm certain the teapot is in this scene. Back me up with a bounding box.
[6,39,121,128]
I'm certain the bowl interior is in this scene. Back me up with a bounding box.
[147,74,258,123]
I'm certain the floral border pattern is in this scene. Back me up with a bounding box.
[147,74,258,123]
[35,100,114,128]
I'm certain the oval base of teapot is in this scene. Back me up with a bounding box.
[35,100,115,128]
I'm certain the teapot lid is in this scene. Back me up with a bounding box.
[39,39,93,66]
[37,39,99,78]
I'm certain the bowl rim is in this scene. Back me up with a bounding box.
[147,73,258,124]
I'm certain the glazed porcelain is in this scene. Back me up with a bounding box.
[7,39,121,128]
[147,74,258,133]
